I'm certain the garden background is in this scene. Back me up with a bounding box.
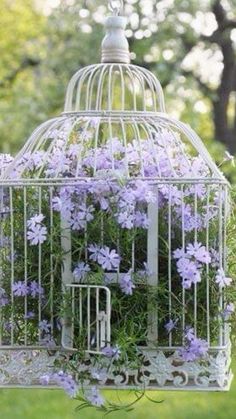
[0,0,236,418]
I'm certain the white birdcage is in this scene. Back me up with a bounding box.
[0,0,233,393]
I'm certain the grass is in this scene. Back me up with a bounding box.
[1,359,236,419]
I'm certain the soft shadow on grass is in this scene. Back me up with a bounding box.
[0,360,235,419]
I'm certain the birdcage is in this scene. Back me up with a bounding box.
[0,0,233,394]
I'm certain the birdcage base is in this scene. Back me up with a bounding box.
[0,345,232,391]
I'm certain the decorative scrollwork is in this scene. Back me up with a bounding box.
[0,348,232,390]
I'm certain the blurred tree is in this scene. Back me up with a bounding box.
[0,0,235,158]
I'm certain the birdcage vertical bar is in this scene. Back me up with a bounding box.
[194,184,198,334]
[87,287,91,351]
[61,213,73,348]
[181,184,186,342]
[223,185,228,346]
[49,187,54,334]
[147,185,159,345]
[0,186,3,346]
[206,184,210,345]
[168,186,172,347]
[96,288,99,351]
[38,186,42,342]
[218,184,223,346]
[9,187,14,345]
[23,187,28,345]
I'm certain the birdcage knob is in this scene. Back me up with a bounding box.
[102,1,130,64]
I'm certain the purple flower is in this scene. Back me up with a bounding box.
[70,204,95,230]
[186,242,211,264]
[116,210,135,229]
[91,367,107,381]
[40,371,78,398]
[97,247,120,271]
[173,248,186,259]
[177,258,201,289]
[119,271,135,295]
[40,374,51,386]
[179,328,208,361]
[0,287,9,307]
[73,262,91,282]
[185,326,195,342]
[222,303,235,320]
[210,248,220,268]
[134,211,149,229]
[88,244,101,262]
[40,334,57,350]
[215,268,232,288]
[27,224,47,245]
[165,319,178,334]
[102,345,121,360]
[86,386,105,407]
[180,338,208,362]
[52,194,74,221]
[12,281,28,297]
[54,371,78,398]
[28,281,44,298]
[24,311,35,320]
[39,320,51,333]
[27,213,45,229]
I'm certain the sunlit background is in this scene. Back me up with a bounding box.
[0,0,236,418]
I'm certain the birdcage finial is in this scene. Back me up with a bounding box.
[101,0,130,64]
[108,0,124,16]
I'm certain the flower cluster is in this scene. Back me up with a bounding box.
[215,268,232,288]
[12,280,44,298]
[119,271,135,296]
[40,371,78,398]
[102,345,121,360]
[85,386,105,407]
[88,245,121,271]
[179,327,208,362]
[27,214,47,246]
[174,242,211,289]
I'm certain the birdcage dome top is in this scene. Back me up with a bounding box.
[1,5,226,183]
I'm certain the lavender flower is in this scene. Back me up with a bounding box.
[0,287,9,307]
[27,224,47,246]
[88,244,101,262]
[97,247,120,271]
[86,386,105,407]
[39,320,51,333]
[73,262,91,282]
[12,281,28,297]
[222,303,235,320]
[24,311,35,320]
[215,268,232,288]
[102,345,121,361]
[40,374,51,386]
[40,371,78,398]
[91,367,108,382]
[119,271,135,295]
[179,327,208,362]
[28,281,44,298]
[186,242,211,264]
[165,319,178,334]
[27,213,45,229]
[176,258,201,289]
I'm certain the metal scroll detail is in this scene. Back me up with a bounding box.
[0,347,232,390]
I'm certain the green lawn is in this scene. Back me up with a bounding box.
[1,360,236,419]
